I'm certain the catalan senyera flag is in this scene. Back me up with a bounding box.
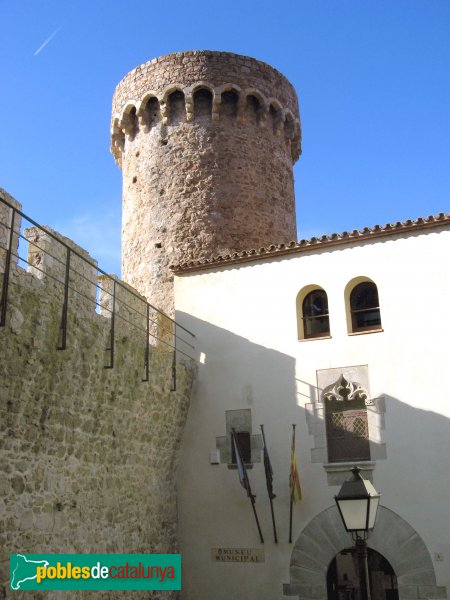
[289,428,302,502]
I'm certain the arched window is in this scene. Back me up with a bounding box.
[121,106,138,141]
[302,289,330,339]
[350,282,381,332]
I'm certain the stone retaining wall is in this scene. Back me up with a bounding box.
[0,194,195,599]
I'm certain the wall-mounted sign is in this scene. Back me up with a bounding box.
[211,548,265,563]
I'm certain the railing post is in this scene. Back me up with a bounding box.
[58,247,71,350]
[142,303,150,382]
[171,322,177,392]
[0,207,16,327]
[105,279,116,369]
[0,195,197,375]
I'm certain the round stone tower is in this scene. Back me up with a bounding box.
[111,50,302,314]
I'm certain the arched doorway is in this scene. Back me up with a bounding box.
[283,506,446,600]
[327,548,398,600]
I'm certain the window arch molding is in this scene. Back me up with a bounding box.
[296,284,331,340]
[344,276,382,334]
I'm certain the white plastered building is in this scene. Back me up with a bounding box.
[174,215,450,600]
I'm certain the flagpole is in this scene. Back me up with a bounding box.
[260,425,278,543]
[289,424,296,543]
[232,429,264,544]
[249,491,265,545]
[289,496,293,543]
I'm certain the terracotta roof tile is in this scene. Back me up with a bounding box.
[171,212,450,273]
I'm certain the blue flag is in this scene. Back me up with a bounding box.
[232,431,253,498]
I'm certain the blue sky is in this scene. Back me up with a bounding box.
[1,0,449,274]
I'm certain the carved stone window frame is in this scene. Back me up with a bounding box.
[215,409,262,468]
[305,365,386,485]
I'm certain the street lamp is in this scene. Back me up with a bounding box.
[335,467,381,600]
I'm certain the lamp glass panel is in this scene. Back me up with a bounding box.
[338,498,369,531]
[367,495,380,529]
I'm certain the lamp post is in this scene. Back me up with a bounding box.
[334,467,381,600]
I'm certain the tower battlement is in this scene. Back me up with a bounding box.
[111,80,301,166]
[112,50,300,114]
[112,51,302,315]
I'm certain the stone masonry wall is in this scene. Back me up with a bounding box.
[111,51,302,315]
[0,193,195,599]
[112,51,299,120]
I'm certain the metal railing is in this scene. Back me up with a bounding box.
[0,195,196,391]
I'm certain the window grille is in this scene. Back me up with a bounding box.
[323,375,370,463]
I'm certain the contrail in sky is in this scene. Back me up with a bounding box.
[34,25,63,56]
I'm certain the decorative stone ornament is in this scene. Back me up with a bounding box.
[323,374,374,406]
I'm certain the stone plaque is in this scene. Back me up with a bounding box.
[211,548,265,563]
